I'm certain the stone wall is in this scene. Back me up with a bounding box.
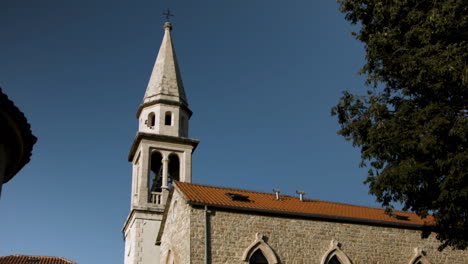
[188,207,468,264]
[124,211,163,264]
[160,190,192,264]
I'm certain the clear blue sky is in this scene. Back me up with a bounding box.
[1,1,375,263]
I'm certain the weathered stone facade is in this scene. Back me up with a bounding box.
[159,188,468,264]
[124,210,163,264]
[159,190,192,264]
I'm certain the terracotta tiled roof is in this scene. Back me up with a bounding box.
[175,182,434,227]
[0,255,76,264]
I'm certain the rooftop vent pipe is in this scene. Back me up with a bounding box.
[296,190,307,202]
[273,189,281,200]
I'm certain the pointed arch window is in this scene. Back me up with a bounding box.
[249,249,269,264]
[242,233,279,264]
[328,255,341,264]
[408,248,432,264]
[320,240,352,264]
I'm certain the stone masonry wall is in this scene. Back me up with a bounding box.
[189,207,468,264]
[160,190,191,264]
[124,212,163,264]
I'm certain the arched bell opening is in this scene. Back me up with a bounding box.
[149,151,163,203]
[168,153,180,188]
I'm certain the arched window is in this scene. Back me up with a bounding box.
[149,152,163,202]
[320,240,352,264]
[328,255,341,264]
[165,111,172,126]
[168,153,180,187]
[147,112,155,127]
[408,248,432,264]
[249,249,268,264]
[242,233,279,264]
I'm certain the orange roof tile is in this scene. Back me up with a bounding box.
[175,182,434,227]
[0,255,76,264]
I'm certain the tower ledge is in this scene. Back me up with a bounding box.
[128,132,200,162]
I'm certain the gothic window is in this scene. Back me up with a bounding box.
[408,248,432,264]
[320,240,352,264]
[411,257,429,264]
[165,111,172,126]
[242,233,279,264]
[168,153,180,187]
[147,112,155,127]
[328,255,341,264]
[249,249,269,264]
[149,151,163,197]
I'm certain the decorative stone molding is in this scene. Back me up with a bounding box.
[241,233,279,263]
[320,239,353,264]
[408,247,432,264]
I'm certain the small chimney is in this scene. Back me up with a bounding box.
[273,189,281,200]
[296,190,307,202]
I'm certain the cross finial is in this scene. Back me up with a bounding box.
[162,8,174,21]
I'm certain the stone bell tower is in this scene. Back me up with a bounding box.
[123,21,199,264]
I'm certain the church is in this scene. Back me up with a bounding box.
[122,22,468,264]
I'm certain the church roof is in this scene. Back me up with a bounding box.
[175,182,434,228]
[143,22,187,106]
[0,255,76,264]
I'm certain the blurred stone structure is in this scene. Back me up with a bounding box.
[0,88,36,198]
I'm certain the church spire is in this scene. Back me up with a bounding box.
[143,22,187,106]
[125,20,199,264]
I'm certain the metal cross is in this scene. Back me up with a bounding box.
[162,9,174,21]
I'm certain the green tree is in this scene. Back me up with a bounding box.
[332,0,468,250]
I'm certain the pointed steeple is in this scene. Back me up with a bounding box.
[124,19,200,264]
[143,22,187,106]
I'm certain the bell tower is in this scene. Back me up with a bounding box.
[123,22,199,264]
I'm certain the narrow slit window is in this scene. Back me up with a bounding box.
[165,112,172,126]
[148,112,155,127]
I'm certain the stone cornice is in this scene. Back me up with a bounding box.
[122,207,164,235]
[136,98,192,118]
[128,132,200,161]
[186,201,428,230]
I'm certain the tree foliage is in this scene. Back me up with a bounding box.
[333,0,468,250]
